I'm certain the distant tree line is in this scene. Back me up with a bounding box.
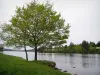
[38,41,100,54]
[0,44,4,53]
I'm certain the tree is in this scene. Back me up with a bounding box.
[0,22,29,61]
[82,40,89,53]
[89,41,95,47]
[73,44,83,53]
[96,41,100,47]
[69,42,74,47]
[69,42,75,53]
[0,1,70,60]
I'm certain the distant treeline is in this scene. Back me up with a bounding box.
[38,41,100,54]
[0,45,3,52]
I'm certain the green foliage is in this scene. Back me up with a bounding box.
[82,40,89,53]
[96,41,100,47]
[0,54,71,75]
[89,47,96,54]
[97,49,100,54]
[41,41,100,54]
[0,45,3,52]
[73,45,83,53]
[89,41,95,47]
[38,46,46,52]
[0,1,70,60]
[69,42,74,47]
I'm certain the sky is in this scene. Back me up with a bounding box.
[0,0,100,45]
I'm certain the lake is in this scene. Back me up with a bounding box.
[3,51,100,75]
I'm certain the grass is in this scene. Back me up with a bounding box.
[0,53,71,75]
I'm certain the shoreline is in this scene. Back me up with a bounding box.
[0,53,71,75]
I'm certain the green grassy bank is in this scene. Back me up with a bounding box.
[0,53,71,75]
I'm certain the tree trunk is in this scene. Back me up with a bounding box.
[24,46,28,61]
[34,45,37,60]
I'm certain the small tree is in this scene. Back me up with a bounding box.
[0,1,70,60]
[69,42,75,53]
[1,23,29,60]
[70,42,74,48]
[96,41,100,47]
[82,40,89,53]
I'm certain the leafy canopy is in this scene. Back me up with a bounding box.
[0,1,70,48]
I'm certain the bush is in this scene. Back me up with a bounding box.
[34,60,56,68]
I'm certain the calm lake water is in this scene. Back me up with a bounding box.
[3,51,100,75]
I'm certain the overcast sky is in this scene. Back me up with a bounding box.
[0,0,100,45]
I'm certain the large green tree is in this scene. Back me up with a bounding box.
[0,1,70,60]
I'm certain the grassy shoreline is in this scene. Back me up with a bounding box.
[0,53,71,75]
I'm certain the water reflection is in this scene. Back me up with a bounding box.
[97,55,100,68]
[81,54,96,68]
[69,54,76,67]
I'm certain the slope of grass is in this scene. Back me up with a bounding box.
[0,53,71,75]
